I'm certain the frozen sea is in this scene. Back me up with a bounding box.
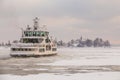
[0,47,120,80]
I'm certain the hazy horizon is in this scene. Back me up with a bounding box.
[0,0,120,45]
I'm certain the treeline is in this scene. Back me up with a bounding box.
[56,37,111,47]
[0,41,11,47]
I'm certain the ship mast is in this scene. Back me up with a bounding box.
[33,17,39,30]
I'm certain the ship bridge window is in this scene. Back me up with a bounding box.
[41,32,45,37]
[33,32,36,36]
[36,32,40,36]
[24,31,46,37]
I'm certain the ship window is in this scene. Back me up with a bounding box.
[38,34,40,36]
[12,48,15,51]
[18,48,20,51]
[25,49,27,51]
[23,39,28,43]
[24,31,29,36]
[45,38,51,43]
[12,48,17,51]
[52,48,57,51]
[28,49,31,51]
[25,33,28,36]
[41,32,45,36]
[23,38,39,43]
[36,32,40,36]
[38,38,43,43]
[21,49,24,51]
[43,45,45,47]
[29,31,33,36]
[16,48,18,51]
[46,45,51,51]
[15,48,17,51]
[39,48,45,52]
[26,34,29,36]
[33,32,36,36]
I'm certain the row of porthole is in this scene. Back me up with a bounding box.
[11,48,56,52]
[11,48,36,51]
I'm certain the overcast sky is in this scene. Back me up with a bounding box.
[0,0,120,45]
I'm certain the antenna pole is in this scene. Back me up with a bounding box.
[33,17,39,30]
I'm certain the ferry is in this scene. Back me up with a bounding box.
[10,17,57,57]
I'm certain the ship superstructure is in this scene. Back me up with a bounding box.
[10,17,57,57]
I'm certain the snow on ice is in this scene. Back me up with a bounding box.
[0,47,120,80]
